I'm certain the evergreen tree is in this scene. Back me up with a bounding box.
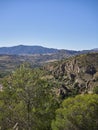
[0,64,59,130]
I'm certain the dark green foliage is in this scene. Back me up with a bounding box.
[0,64,59,130]
[52,94,98,130]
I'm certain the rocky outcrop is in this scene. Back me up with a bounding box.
[44,53,98,97]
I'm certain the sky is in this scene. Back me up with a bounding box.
[0,0,98,50]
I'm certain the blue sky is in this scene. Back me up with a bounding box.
[0,0,97,50]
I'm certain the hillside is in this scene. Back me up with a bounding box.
[44,53,98,97]
[0,45,98,75]
[0,49,79,76]
[0,50,98,97]
[0,45,77,55]
[0,45,97,55]
[0,53,69,73]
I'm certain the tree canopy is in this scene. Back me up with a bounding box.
[0,64,59,130]
[52,94,98,130]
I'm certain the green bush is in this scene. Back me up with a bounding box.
[52,94,98,130]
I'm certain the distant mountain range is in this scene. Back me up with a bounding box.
[0,45,98,55]
[0,45,58,55]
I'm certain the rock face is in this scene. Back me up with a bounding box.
[44,53,98,97]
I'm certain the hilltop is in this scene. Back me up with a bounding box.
[0,45,58,55]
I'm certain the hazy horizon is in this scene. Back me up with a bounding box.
[0,44,98,51]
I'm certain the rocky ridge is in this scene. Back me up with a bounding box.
[44,53,98,98]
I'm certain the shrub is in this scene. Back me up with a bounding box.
[52,94,98,130]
